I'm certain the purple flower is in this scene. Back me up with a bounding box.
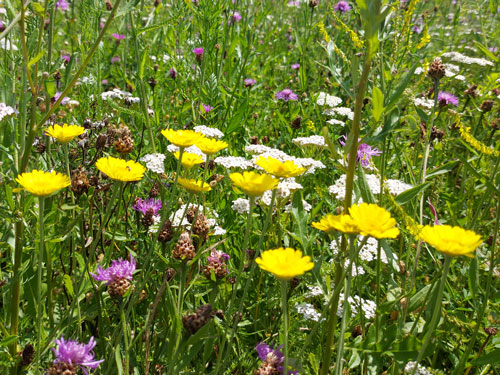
[412,25,422,34]
[169,67,177,79]
[62,54,70,63]
[255,343,298,374]
[275,88,299,102]
[437,91,459,107]
[291,63,300,70]
[202,104,214,114]
[111,56,121,63]
[112,33,126,40]
[133,198,162,215]
[56,0,70,12]
[334,1,351,13]
[53,92,70,105]
[230,11,242,23]
[339,136,381,167]
[207,249,230,264]
[91,255,137,285]
[287,0,301,7]
[101,79,108,85]
[244,78,256,87]
[51,336,104,375]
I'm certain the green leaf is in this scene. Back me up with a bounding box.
[28,49,45,69]
[468,257,478,307]
[0,335,17,347]
[115,346,124,375]
[139,46,150,80]
[372,86,384,122]
[63,274,74,297]
[471,349,500,365]
[31,2,45,15]
[426,161,458,178]
[44,80,57,98]
[385,63,419,112]
[395,182,431,205]
[408,284,431,312]
[290,192,310,253]
[357,167,376,204]
[474,41,499,62]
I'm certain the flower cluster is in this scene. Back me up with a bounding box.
[50,336,103,374]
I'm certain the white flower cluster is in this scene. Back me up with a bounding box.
[140,153,166,174]
[296,303,322,322]
[337,293,376,319]
[328,174,412,200]
[101,88,134,101]
[284,199,312,213]
[292,135,327,147]
[415,64,465,81]
[324,107,354,120]
[0,39,18,51]
[326,118,346,126]
[214,156,253,169]
[385,179,413,195]
[148,215,162,234]
[316,92,342,107]
[0,103,17,122]
[414,97,434,110]
[231,198,250,214]
[403,362,432,375]
[279,177,303,192]
[304,285,324,298]
[344,260,366,277]
[441,51,494,66]
[166,144,206,160]
[170,204,225,235]
[80,75,96,85]
[259,177,304,207]
[194,125,224,139]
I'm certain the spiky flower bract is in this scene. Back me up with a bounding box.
[195,137,228,155]
[16,170,70,197]
[256,156,307,178]
[418,225,482,257]
[174,151,204,169]
[161,129,203,148]
[255,247,314,281]
[348,203,399,239]
[229,171,278,197]
[178,177,212,194]
[45,123,85,143]
[95,156,145,182]
[312,214,360,235]
[51,336,104,373]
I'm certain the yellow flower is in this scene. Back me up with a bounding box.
[174,151,204,169]
[16,170,70,197]
[95,156,145,182]
[45,123,85,143]
[178,177,212,194]
[229,171,278,197]
[256,247,314,281]
[348,203,400,239]
[312,214,360,235]
[161,129,203,148]
[195,137,228,155]
[255,156,307,178]
[418,225,482,257]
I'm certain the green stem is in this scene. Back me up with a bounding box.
[411,255,452,375]
[177,262,187,312]
[281,281,289,375]
[35,197,45,375]
[121,305,130,375]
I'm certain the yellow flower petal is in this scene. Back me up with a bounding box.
[161,129,203,148]
[348,203,400,239]
[418,225,482,257]
[255,247,314,280]
[16,170,70,197]
[95,156,145,182]
[174,151,204,169]
[45,123,85,143]
[195,137,228,155]
[178,177,211,194]
[229,171,278,197]
[255,156,307,178]
[312,214,360,235]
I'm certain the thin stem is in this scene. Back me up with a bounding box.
[121,305,130,375]
[35,197,45,375]
[281,281,289,375]
[177,262,187,312]
[411,255,452,374]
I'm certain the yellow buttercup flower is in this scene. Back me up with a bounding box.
[256,247,314,281]
[229,171,278,197]
[195,137,228,155]
[178,177,211,194]
[418,225,482,257]
[161,129,203,148]
[95,156,145,182]
[45,123,85,143]
[16,170,70,197]
[255,156,307,178]
[174,151,204,169]
[312,214,360,235]
[348,203,400,239]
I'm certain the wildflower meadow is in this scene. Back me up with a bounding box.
[1,0,500,374]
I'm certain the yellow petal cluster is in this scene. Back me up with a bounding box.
[418,225,482,257]
[256,248,314,281]
[195,137,228,155]
[348,203,400,239]
[174,151,204,169]
[16,170,70,197]
[95,156,145,182]
[255,156,306,178]
[312,214,360,235]
[229,171,278,197]
[45,123,85,143]
[178,177,212,194]
[161,129,203,148]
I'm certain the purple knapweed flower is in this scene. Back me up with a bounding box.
[53,92,70,105]
[111,55,121,63]
[112,33,126,40]
[291,63,300,70]
[133,198,162,215]
[51,336,104,375]
[202,104,214,114]
[56,0,70,12]
[334,1,351,13]
[230,11,242,23]
[169,67,177,79]
[101,79,108,85]
[276,88,299,102]
[255,342,298,375]
[62,54,70,63]
[287,0,301,7]
[340,136,381,167]
[244,78,256,87]
[412,25,422,34]
[193,47,204,62]
[437,91,459,107]
[91,254,137,285]
[207,249,230,264]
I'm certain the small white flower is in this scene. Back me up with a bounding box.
[231,198,250,214]
[296,303,322,322]
[385,179,413,195]
[194,125,224,139]
[316,92,342,107]
[140,153,166,174]
[305,285,324,298]
[0,103,18,122]
[214,156,253,169]
[292,135,327,147]
[326,118,346,126]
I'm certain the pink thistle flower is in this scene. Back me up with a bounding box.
[291,63,300,70]
[275,88,299,102]
[56,0,70,12]
[133,198,162,215]
[91,255,136,285]
[437,91,459,107]
[112,33,126,40]
[111,56,121,64]
[201,104,214,114]
[334,1,351,12]
[244,78,256,87]
[51,336,104,375]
